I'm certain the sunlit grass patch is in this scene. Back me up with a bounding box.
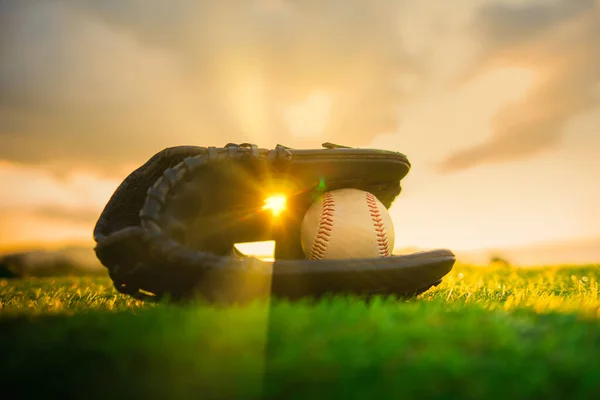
[417,263,600,315]
[0,276,150,315]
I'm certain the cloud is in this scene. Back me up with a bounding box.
[0,0,419,176]
[0,162,119,247]
[439,0,600,172]
[28,205,101,226]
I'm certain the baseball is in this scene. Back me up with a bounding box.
[300,188,395,260]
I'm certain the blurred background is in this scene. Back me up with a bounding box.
[1,0,599,276]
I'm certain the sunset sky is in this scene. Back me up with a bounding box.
[0,0,599,260]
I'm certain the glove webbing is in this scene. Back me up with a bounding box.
[103,144,290,301]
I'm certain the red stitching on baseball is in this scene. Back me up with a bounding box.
[366,192,390,256]
[309,192,335,259]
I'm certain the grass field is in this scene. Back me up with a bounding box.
[1,263,600,399]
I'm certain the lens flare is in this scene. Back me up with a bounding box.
[263,194,287,216]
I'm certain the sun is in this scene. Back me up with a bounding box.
[263,194,287,216]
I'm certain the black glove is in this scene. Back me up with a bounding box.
[93,142,455,303]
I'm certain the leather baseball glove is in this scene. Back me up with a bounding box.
[93,142,455,303]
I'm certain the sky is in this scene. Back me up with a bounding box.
[0,0,599,260]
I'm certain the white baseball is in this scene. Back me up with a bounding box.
[300,188,395,260]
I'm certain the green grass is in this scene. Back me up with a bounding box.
[1,264,600,399]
